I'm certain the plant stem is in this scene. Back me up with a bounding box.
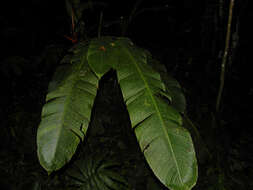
[216,0,234,113]
[98,11,103,38]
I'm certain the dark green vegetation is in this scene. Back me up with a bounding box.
[1,0,252,190]
[37,37,197,190]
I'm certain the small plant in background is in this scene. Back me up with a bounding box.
[64,0,173,40]
[64,0,107,43]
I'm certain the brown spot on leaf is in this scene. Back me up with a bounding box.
[99,46,106,51]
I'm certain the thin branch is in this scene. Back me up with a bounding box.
[216,0,235,113]
[98,11,103,38]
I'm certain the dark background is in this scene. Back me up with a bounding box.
[0,0,252,189]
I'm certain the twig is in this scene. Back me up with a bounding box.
[216,0,235,113]
[98,11,103,38]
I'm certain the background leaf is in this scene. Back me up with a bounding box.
[66,151,129,190]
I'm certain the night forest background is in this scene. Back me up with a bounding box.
[0,0,252,189]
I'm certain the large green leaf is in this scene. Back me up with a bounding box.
[90,37,197,190]
[37,45,99,173]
